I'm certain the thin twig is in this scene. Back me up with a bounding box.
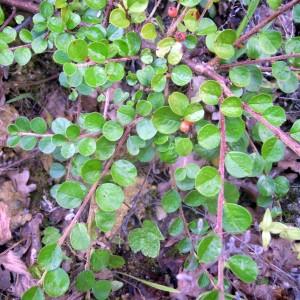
[102,0,114,28]
[217,53,300,70]
[0,6,16,32]
[215,98,226,299]
[235,0,300,47]
[183,58,300,157]
[146,0,163,21]
[77,56,139,68]
[58,120,137,247]
[166,7,188,36]
[198,0,214,22]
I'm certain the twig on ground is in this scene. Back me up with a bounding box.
[146,0,163,21]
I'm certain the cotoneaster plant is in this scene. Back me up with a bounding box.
[2,0,300,299]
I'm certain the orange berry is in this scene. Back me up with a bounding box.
[180,120,193,133]
[168,6,178,18]
[175,32,186,42]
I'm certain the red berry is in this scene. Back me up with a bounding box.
[175,32,186,42]
[180,120,193,133]
[168,6,178,18]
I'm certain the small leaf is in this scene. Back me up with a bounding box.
[197,234,222,264]
[161,189,181,213]
[197,123,220,150]
[199,80,222,105]
[226,255,258,283]
[96,183,124,211]
[223,203,252,233]
[75,270,95,292]
[195,166,221,197]
[111,159,137,187]
[43,268,70,297]
[37,244,63,271]
[225,151,253,178]
[70,223,91,251]
[21,287,44,300]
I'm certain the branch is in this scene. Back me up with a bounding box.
[166,7,188,37]
[217,53,300,70]
[183,58,300,157]
[0,6,16,32]
[216,102,226,299]
[77,56,139,68]
[58,121,137,247]
[235,0,300,47]
[0,0,38,13]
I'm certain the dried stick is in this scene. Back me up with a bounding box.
[146,0,163,21]
[77,56,139,68]
[0,6,16,32]
[235,0,300,47]
[217,53,300,70]
[0,0,38,13]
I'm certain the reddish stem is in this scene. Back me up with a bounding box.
[0,6,16,32]
[216,103,226,299]
[217,53,300,70]
[235,0,300,47]
[0,0,38,13]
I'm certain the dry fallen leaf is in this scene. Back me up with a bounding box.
[0,202,12,245]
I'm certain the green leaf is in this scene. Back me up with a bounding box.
[168,92,189,116]
[78,137,96,156]
[175,137,193,156]
[261,137,285,162]
[248,93,273,113]
[91,249,110,271]
[128,220,163,258]
[179,0,201,7]
[141,23,157,40]
[223,203,252,233]
[195,166,221,197]
[92,280,112,300]
[109,8,130,28]
[161,189,181,213]
[19,136,37,150]
[51,117,70,134]
[75,270,95,292]
[171,64,192,86]
[152,106,181,134]
[197,18,217,35]
[86,0,107,10]
[293,4,300,23]
[226,255,258,283]
[95,210,116,232]
[198,123,220,150]
[67,39,88,62]
[136,100,152,116]
[103,120,124,142]
[95,137,115,160]
[70,223,90,251]
[290,120,300,141]
[197,234,222,264]
[229,66,251,88]
[44,268,70,297]
[274,176,290,197]
[111,159,137,187]
[267,0,282,10]
[168,217,184,236]
[37,244,63,271]
[42,227,61,245]
[30,117,47,134]
[257,175,275,197]
[0,48,14,66]
[136,118,157,140]
[258,31,282,55]
[88,41,108,63]
[49,162,65,179]
[84,66,107,87]
[14,48,32,66]
[225,151,254,178]
[96,183,124,211]
[199,80,222,105]
[32,37,48,54]
[81,159,102,184]
[21,287,44,300]
[0,6,4,26]
[56,180,87,209]
[263,106,286,127]
[184,103,204,122]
